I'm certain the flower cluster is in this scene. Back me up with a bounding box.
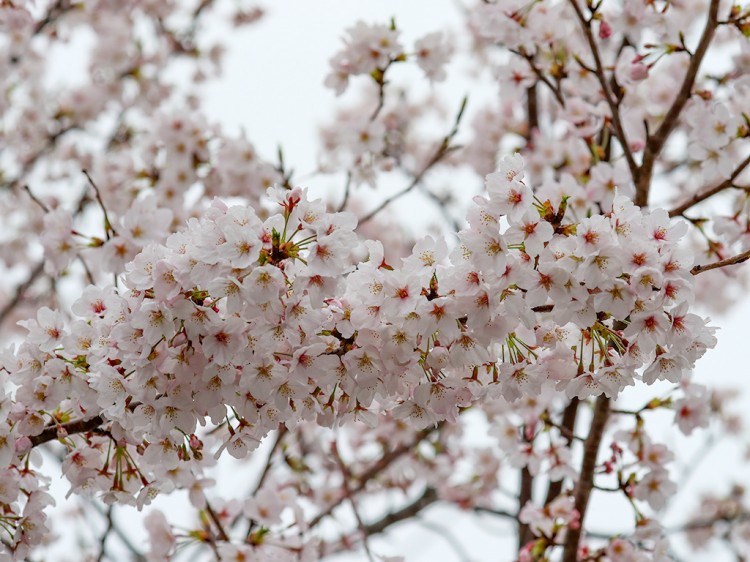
[0,155,717,557]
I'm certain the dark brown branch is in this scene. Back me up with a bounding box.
[526,84,539,139]
[517,54,566,108]
[669,154,750,217]
[545,398,580,505]
[205,502,230,542]
[517,466,535,549]
[637,0,721,206]
[562,395,610,562]
[691,248,750,275]
[23,185,50,213]
[83,170,117,239]
[29,415,105,448]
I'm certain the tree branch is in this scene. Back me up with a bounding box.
[308,423,443,528]
[29,415,105,448]
[0,261,45,329]
[358,97,467,226]
[636,0,721,206]
[567,0,638,186]
[363,487,439,536]
[545,398,580,505]
[517,466,535,549]
[562,395,610,562]
[691,248,750,275]
[669,153,750,217]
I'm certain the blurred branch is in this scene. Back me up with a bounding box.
[0,261,45,329]
[669,154,750,217]
[95,506,114,562]
[358,96,467,226]
[562,395,610,562]
[517,466,534,549]
[545,398,580,505]
[566,0,638,189]
[309,423,444,528]
[331,439,376,562]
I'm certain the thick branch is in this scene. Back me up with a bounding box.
[562,395,610,562]
[637,0,720,205]
[29,415,105,448]
[669,154,750,217]
[545,398,580,505]
[526,83,540,140]
[517,466,535,549]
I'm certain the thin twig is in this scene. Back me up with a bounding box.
[95,506,114,562]
[83,170,117,239]
[669,154,750,217]
[86,501,146,562]
[23,185,50,213]
[308,423,443,528]
[358,97,467,226]
[473,505,519,520]
[205,502,230,542]
[691,248,750,275]
[331,440,376,562]
[566,0,638,188]
[337,171,353,213]
[418,519,473,562]
[236,426,288,535]
[515,52,566,108]
[0,261,45,328]
[323,488,440,558]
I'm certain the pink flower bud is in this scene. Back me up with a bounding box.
[189,434,203,450]
[15,436,32,456]
[630,139,645,152]
[599,20,613,39]
[629,62,649,82]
